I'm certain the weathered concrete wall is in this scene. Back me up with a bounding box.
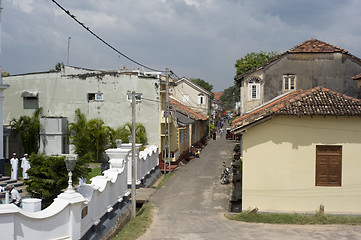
[3,66,161,152]
[242,52,361,113]
[263,52,361,101]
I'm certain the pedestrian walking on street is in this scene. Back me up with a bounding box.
[21,153,31,180]
[10,153,19,180]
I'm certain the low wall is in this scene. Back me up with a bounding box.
[125,145,159,187]
[0,145,159,239]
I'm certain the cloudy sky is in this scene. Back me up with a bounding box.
[2,0,361,91]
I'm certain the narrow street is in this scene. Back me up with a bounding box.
[139,131,361,240]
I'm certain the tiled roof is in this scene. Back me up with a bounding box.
[352,73,361,80]
[288,38,347,53]
[213,92,223,101]
[234,38,361,82]
[231,86,361,132]
[169,97,208,121]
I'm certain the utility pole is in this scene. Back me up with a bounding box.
[67,36,71,65]
[164,68,171,174]
[131,91,136,219]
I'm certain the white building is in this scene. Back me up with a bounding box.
[3,66,162,155]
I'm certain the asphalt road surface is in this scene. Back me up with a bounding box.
[139,131,361,240]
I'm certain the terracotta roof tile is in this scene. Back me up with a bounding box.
[231,87,361,132]
[169,97,208,121]
[288,38,347,53]
[213,92,223,101]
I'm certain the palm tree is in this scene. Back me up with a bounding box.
[86,118,111,162]
[115,122,148,145]
[68,109,89,157]
[10,108,42,154]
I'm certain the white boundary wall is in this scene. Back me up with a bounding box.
[0,145,159,239]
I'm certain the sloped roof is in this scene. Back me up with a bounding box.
[170,97,208,121]
[234,39,361,82]
[288,38,347,53]
[352,73,361,80]
[231,86,361,133]
[213,92,223,101]
[175,77,212,96]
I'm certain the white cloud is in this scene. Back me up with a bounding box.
[10,0,34,13]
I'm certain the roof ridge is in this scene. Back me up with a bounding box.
[288,38,347,53]
[169,97,208,121]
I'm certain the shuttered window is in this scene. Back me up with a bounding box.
[316,145,342,187]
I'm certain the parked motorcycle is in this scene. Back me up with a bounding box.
[195,147,200,158]
[220,161,231,184]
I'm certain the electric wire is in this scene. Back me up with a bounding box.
[51,0,163,73]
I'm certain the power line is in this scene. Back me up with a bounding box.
[51,0,163,72]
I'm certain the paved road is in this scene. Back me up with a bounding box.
[139,131,361,240]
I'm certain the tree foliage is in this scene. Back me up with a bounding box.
[10,108,42,154]
[25,154,90,208]
[86,118,113,163]
[114,122,148,145]
[55,62,64,71]
[1,70,10,77]
[68,109,148,163]
[220,85,240,111]
[68,109,112,162]
[189,78,213,93]
[234,51,279,77]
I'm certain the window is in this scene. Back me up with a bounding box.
[127,92,142,102]
[284,75,296,91]
[248,78,260,100]
[88,93,103,101]
[22,91,39,109]
[316,145,342,187]
[198,94,205,105]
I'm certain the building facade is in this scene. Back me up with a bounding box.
[235,39,361,115]
[232,87,361,214]
[3,66,162,155]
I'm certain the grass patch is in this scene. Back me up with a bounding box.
[113,203,154,240]
[86,167,101,183]
[226,211,361,225]
[156,173,174,189]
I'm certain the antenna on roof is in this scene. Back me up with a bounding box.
[67,36,71,65]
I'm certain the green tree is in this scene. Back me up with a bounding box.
[235,51,279,77]
[189,78,213,93]
[55,62,64,71]
[86,118,112,162]
[25,154,90,208]
[114,122,148,145]
[220,85,240,111]
[10,108,42,154]
[1,69,10,77]
[68,109,89,157]
[69,109,115,162]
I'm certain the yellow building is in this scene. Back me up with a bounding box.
[232,86,361,214]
